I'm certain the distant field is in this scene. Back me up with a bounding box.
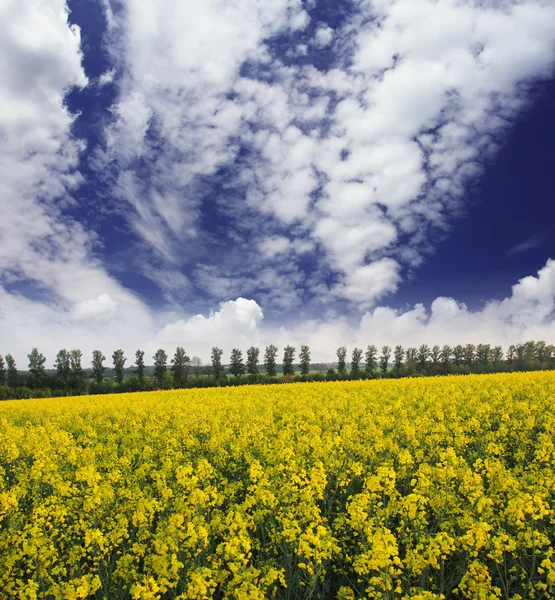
[1,373,554,599]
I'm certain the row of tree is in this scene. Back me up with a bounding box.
[0,340,553,400]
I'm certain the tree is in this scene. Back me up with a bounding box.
[440,345,452,366]
[134,350,145,383]
[380,346,391,376]
[476,344,491,366]
[171,347,190,387]
[264,345,278,377]
[546,345,555,367]
[365,345,378,375]
[5,354,17,387]
[70,350,84,390]
[523,341,536,362]
[191,356,203,377]
[430,345,441,369]
[463,344,476,368]
[283,346,296,376]
[405,348,417,367]
[0,355,5,385]
[536,341,548,363]
[506,345,516,364]
[27,348,46,388]
[336,347,347,375]
[153,349,168,387]
[211,347,224,378]
[299,345,311,376]
[230,349,245,377]
[453,345,464,367]
[393,345,405,377]
[351,347,363,374]
[246,347,260,376]
[112,349,126,384]
[417,345,431,373]
[491,346,504,364]
[92,350,106,384]
[55,349,71,387]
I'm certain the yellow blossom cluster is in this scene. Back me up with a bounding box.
[1,372,554,599]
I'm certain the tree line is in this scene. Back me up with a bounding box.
[0,340,553,400]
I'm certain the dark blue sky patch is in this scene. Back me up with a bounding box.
[50,0,555,322]
[394,77,555,310]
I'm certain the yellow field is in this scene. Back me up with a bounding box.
[1,373,554,599]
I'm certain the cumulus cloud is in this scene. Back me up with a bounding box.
[0,286,156,366]
[95,0,555,308]
[0,0,158,360]
[97,0,312,268]
[313,25,334,48]
[72,294,121,321]
[3,261,554,367]
[3,0,555,369]
[271,259,555,361]
[155,298,264,358]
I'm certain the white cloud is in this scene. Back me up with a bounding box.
[1,262,555,366]
[233,0,555,306]
[3,0,555,370]
[270,259,555,361]
[0,286,156,367]
[97,0,312,270]
[72,294,121,322]
[95,0,555,308]
[155,298,264,358]
[313,25,334,48]
[0,0,161,365]
[98,68,116,86]
[259,236,291,258]
[0,0,93,302]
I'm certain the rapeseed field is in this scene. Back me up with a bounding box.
[1,372,554,599]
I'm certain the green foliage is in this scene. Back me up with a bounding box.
[430,345,441,368]
[70,350,84,390]
[229,349,245,378]
[364,345,377,376]
[417,344,430,373]
[0,339,553,401]
[134,350,145,382]
[112,349,126,384]
[336,347,347,374]
[246,347,260,376]
[282,345,296,376]
[491,345,504,364]
[380,346,391,376]
[453,344,464,367]
[299,345,311,376]
[5,354,17,388]
[264,345,278,377]
[27,348,46,388]
[476,343,491,365]
[153,349,168,387]
[393,345,405,377]
[92,350,106,384]
[351,347,363,374]
[440,345,452,366]
[171,347,190,387]
[211,347,224,378]
[54,350,71,387]
[464,343,476,367]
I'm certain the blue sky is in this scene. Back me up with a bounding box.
[1,0,555,365]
